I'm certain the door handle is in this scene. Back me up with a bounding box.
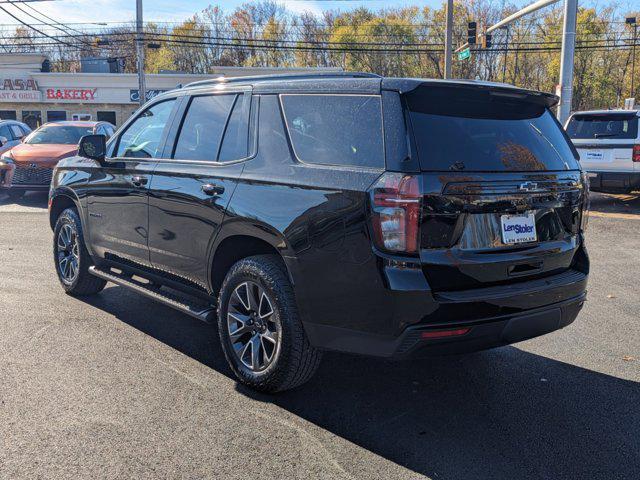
[131,175,148,187]
[201,183,225,196]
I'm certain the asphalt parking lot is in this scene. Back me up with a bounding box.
[0,191,638,479]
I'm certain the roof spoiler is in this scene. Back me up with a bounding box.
[385,78,559,108]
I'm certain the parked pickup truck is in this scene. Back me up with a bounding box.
[566,109,640,193]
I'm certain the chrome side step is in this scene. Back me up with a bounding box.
[89,266,216,322]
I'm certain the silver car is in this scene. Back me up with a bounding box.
[0,120,32,156]
[565,109,640,193]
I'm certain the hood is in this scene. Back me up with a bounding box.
[7,143,79,166]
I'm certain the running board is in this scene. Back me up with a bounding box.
[89,266,216,322]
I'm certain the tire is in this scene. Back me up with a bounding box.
[217,254,322,393]
[53,207,106,296]
[7,189,25,200]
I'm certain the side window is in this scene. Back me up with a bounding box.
[115,99,175,158]
[173,94,236,161]
[219,95,250,161]
[0,125,11,141]
[280,94,384,168]
[10,125,25,139]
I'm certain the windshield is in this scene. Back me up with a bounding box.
[566,113,638,140]
[406,86,580,172]
[25,125,93,145]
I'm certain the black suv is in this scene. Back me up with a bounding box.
[49,73,589,392]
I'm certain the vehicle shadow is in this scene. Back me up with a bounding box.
[0,191,49,209]
[84,287,640,480]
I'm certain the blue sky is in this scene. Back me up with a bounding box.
[6,0,634,26]
[16,0,540,25]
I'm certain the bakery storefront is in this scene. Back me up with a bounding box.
[1,54,338,129]
[0,62,211,129]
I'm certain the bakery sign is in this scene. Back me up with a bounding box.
[0,77,42,102]
[46,88,98,102]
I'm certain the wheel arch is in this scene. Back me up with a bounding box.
[49,189,81,230]
[209,231,295,297]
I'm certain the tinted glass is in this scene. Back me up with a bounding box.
[10,125,26,139]
[47,111,67,122]
[219,95,250,161]
[0,111,17,121]
[97,111,117,125]
[174,94,236,161]
[22,111,42,130]
[116,99,175,158]
[0,125,11,141]
[25,125,93,145]
[566,113,638,140]
[281,94,384,168]
[407,86,579,172]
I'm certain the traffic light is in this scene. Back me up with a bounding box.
[467,22,477,45]
[485,33,492,48]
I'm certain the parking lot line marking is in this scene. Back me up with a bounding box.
[589,211,640,221]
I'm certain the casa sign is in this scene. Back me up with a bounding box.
[0,77,42,102]
[46,88,98,102]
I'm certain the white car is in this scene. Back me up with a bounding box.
[0,120,31,156]
[565,109,640,193]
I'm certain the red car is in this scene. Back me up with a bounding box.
[0,121,115,200]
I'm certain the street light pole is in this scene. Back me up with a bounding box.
[557,0,578,125]
[136,0,146,107]
[444,0,454,79]
[632,22,637,99]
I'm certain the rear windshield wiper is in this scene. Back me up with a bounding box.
[593,133,618,138]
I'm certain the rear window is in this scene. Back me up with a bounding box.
[566,113,638,140]
[406,86,579,172]
[281,94,384,168]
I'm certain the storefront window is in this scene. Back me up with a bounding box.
[22,111,42,130]
[0,111,17,121]
[47,111,67,122]
[97,111,117,126]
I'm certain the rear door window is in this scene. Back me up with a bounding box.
[566,113,638,140]
[173,94,237,161]
[219,95,250,161]
[280,94,384,168]
[406,86,580,172]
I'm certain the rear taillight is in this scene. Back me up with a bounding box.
[633,145,640,163]
[369,172,421,254]
[580,170,590,232]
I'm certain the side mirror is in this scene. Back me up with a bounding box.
[78,134,106,161]
[0,136,7,147]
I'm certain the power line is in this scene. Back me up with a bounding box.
[0,3,86,51]
[5,0,95,48]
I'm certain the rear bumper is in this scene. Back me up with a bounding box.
[587,171,640,192]
[304,293,585,358]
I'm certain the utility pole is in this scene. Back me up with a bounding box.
[627,17,638,99]
[444,0,454,79]
[502,25,509,83]
[557,0,578,125]
[136,0,146,107]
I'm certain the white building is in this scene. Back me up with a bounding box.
[0,53,340,128]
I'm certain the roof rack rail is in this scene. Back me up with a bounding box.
[184,71,381,89]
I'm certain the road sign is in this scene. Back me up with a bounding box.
[457,48,471,60]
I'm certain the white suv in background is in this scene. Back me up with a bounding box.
[565,109,640,193]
